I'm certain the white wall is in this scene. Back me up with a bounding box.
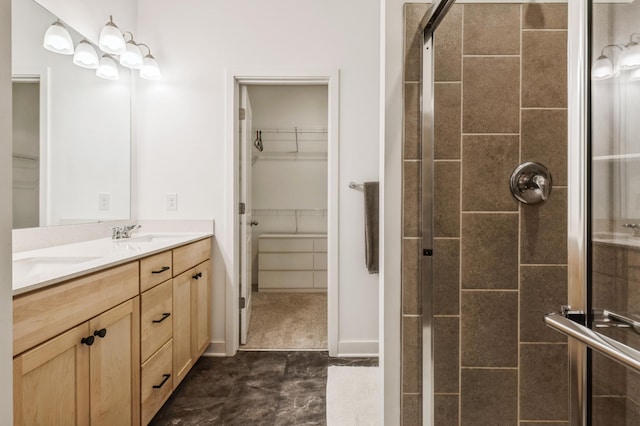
[13,0,131,226]
[1,0,13,420]
[136,0,381,355]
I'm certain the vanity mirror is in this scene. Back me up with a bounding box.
[12,0,131,229]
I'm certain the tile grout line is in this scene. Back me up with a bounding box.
[518,5,523,424]
[458,5,465,424]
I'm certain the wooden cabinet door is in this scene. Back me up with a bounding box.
[89,298,140,426]
[173,269,193,389]
[192,260,211,359]
[14,322,90,426]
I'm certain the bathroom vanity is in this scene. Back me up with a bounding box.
[12,233,212,426]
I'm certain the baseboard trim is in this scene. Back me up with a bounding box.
[337,340,379,357]
[202,341,226,357]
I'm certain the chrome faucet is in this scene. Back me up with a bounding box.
[111,224,142,239]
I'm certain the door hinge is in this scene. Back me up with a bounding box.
[239,203,245,214]
[239,297,246,309]
[239,108,246,120]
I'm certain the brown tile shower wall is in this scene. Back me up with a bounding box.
[402,4,569,425]
[591,243,640,423]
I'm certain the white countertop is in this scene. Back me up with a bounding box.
[13,232,213,296]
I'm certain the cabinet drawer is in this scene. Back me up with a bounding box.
[313,238,327,252]
[259,238,313,253]
[141,280,173,362]
[314,253,327,270]
[258,271,314,288]
[173,238,211,276]
[141,339,173,426]
[259,253,313,270]
[314,271,327,288]
[140,251,172,292]
[13,262,139,356]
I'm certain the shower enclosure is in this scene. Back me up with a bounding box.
[545,0,640,424]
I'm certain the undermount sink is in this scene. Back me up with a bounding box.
[13,256,101,277]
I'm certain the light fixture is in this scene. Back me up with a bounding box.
[99,15,126,55]
[119,32,143,69]
[618,34,640,71]
[138,44,161,80]
[592,44,623,80]
[43,20,74,55]
[73,39,99,69]
[96,54,119,80]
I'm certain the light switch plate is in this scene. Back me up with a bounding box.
[98,193,110,211]
[166,193,178,211]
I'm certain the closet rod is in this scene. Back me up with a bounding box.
[258,128,327,134]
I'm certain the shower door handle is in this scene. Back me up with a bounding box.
[545,311,640,373]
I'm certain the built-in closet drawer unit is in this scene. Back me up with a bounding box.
[258,234,327,292]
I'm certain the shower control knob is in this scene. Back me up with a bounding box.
[510,162,552,205]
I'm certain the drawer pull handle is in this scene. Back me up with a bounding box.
[152,313,171,323]
[152,266,170,274]
[81,336,95,346]
[153,374,171,389]
[94,328,107,338]
[192,272,203,280]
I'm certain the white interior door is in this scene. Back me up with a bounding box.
[239,85,253,345]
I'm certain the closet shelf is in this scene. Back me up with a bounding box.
[253,152,328,162]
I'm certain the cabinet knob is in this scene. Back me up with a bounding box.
[192,272,203,280]
[81,336,95,346]
[94,328,107,339]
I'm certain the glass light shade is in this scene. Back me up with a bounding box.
[140,55,161,80]
[630,68,640,81]
[618,43,640,70]
[592,55,614,80]
[96,55,119,80]
[99,18,126,55]
[73,40,99,69]
[119,41,143,69]
[43,21,74,55]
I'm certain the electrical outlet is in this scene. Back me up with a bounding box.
[166,193,178,211]
[98,193,110,211]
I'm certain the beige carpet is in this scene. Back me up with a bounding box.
[242,292,327,350]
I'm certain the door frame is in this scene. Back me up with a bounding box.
[567,0,588,425]
[225,68,340,355]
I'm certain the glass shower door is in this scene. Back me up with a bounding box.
[590,0,640,423]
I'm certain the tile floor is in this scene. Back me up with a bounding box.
[150,351,378,425]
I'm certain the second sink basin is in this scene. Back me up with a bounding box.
[13,256,101,277]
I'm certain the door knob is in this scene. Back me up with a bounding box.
[510,162,552,204]
[250,220,259,226]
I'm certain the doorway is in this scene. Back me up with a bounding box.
[227,70,340,356]
[12,79,40,229]
[238,84,329,351]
